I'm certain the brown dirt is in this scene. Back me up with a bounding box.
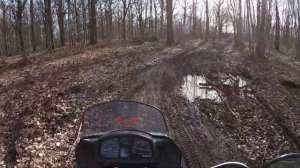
[0,39,299,167]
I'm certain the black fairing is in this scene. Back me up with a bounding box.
[76,101,182,168]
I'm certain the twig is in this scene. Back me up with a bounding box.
[262,139,270,165]
[67,122,82,159]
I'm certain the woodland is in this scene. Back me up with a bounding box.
[0,0,299,167]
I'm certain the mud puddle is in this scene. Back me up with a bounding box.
[181,75,221,102]
[181,74,251,102]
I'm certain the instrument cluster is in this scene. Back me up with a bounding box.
[100,136,153,159]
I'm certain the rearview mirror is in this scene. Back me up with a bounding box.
[210,162,248,168]
[262,153,300,168]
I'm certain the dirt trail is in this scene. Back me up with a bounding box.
[0,40,299,167]
[121,46,249,167]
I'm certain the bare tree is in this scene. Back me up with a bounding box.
[265,0,273,53]
[246,0,255,53]
[0,0,300,57]
[57,0,65,46]
[16,0,27,52]
[154,0,158,35]
[275,0,280,51]
[80,0,87,48]
[74,0,80,43]
[159,0,164,36]
[205,0,209,41]
[135,0,146,39]
[30,0,36,51]
[255,0,267,57]
[89,0,97,45]
[192,0,197,36]
[149,0,154,34]
[181,0,187,28]
[121,0,132,41]
[104,0,113,41]
[215,0,225,37]
[166,0,174,45]
[236,0,242,45]
[228,0,242,46]
[1,1,10,55]
[44,0,54,50]
[67,0,73,46]
[297,0,300,58]
[284,14,290,47]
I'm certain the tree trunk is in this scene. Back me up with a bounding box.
[49,1,54,50]
[1,2,9,55]
[236,0,242,46]
[67,0,73,47]
[74,0,81,43]
[199,17,202,37]
[205,0,209,41]
[128,12,134,39]
[285,14,290,47]
[192,0,197,36]
[107,0,113,40]
[160,0,164,36]
[122,0,127,41]
[166,0,174,45]
[57,0,65,46]
[117,9,121,38]
[154,1,158,35]
[255,0,267,58]
[216,5,220,37]
[297,0,300,59]
[104,4,109,39]
[122,14,126,40]
[30,0,36,51]
[275,0,280,51]
[44,0,54,50]
[137,1,144,39]
[265,0,272,53]
[80,0,87,48]
[89,0,97,45]
[246,0,253,52]
[43,8,49,48]
[16,0,26,52]
[99,4,105,39]
[182,0,187,28]
[149,0,154,34]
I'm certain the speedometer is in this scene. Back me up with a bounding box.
[132,138,152,158]
[100,138,119,158]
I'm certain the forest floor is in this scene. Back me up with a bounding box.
[0,38,300,168]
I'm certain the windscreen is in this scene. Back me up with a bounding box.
[82,101,167,136]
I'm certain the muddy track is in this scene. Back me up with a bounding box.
[115,43,299,167]
[119,47,250,168]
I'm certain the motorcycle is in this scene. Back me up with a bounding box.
[75,100,300,168]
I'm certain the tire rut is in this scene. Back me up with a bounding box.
[119,46,246,168]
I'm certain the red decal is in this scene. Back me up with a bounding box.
[129,117,139,125]
[115,117,130,127]
[115,117,140,127]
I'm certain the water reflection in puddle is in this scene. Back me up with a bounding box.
[221,74,247,87]
[181,75,222,102]
[181,74,249,102]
